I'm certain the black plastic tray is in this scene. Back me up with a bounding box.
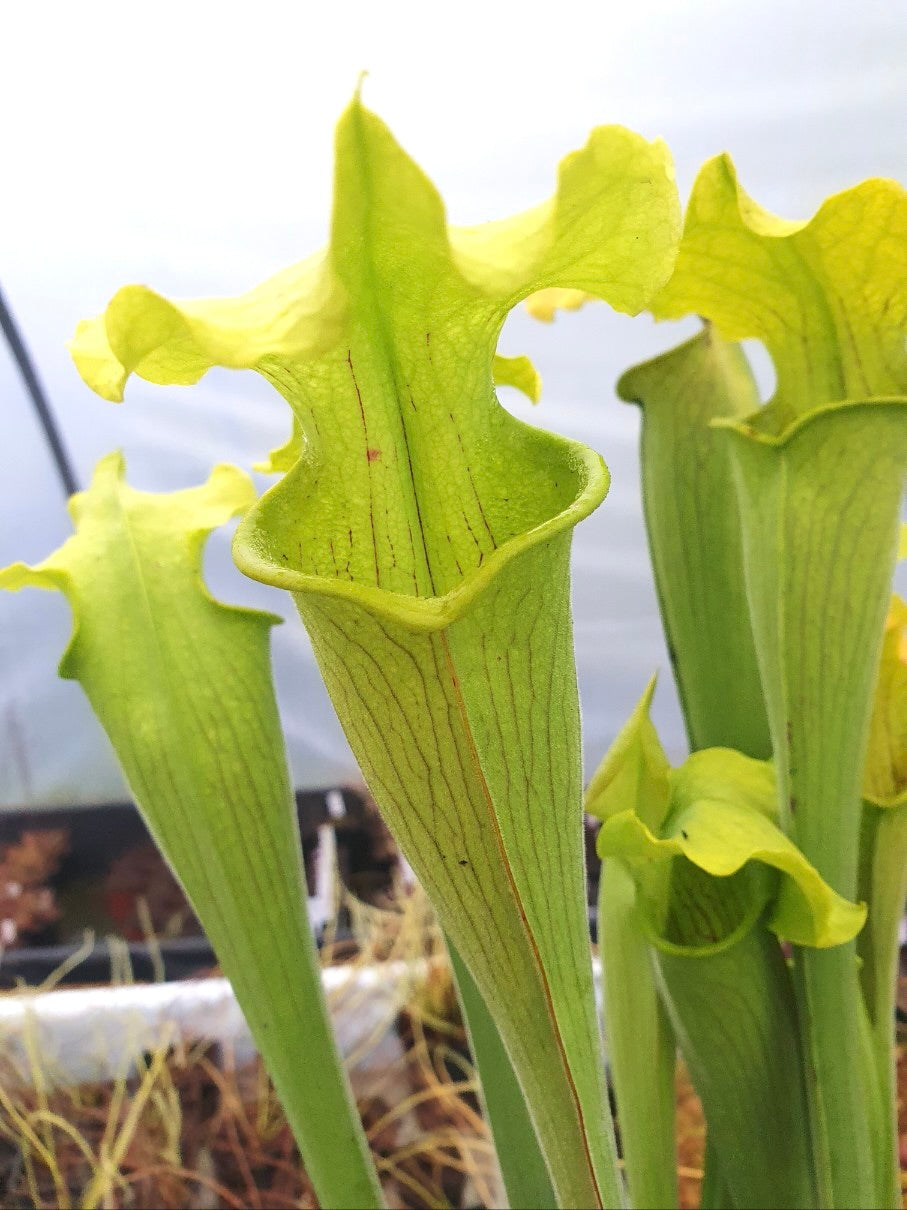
[0,789,381,987]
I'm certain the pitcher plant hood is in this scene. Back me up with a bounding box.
[67,97,682,1209]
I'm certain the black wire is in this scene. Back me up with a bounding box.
[0,283,79,498]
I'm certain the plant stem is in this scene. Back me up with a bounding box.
[698,1138,735,1210]
[791,944,878,1207]
[722,400,906,1208]
[598,859,677,1209]
[656,897,817,1209]
[447,936,557,1210]
[859,804,907,1209]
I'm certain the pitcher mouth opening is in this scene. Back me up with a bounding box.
[233,428,609,632]
[712,394,907,444]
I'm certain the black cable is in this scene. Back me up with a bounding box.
[0,283,79,498]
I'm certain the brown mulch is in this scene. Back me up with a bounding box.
[0,976,494,1210]
[675,1063,706,1209]
[3,1030,907,1207]
[2,917,907,1208]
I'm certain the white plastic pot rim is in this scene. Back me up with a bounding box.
[0,957,605,1089]
[0,960,420,1089]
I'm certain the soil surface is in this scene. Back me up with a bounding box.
[3,983,907,1208]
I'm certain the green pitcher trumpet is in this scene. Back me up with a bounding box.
[646,159,907,1209]
[0,456,385,1210]
[588,685,864,1209]
[537,153,906,1208]
[67,94,682,1208]
[6,87,895,1210]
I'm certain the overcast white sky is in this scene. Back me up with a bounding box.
[0,0,904,804]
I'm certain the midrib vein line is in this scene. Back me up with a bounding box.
[438,629,604,1208]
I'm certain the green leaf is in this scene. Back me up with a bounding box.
[0,454,384,1210]
[858,798,907,1210]
[588,690,864,951]
[598,859,678,1210]
[858,593,907,1208]
[586,684,678,1208]
[657,926,816,1210]
[643,160,907,1207]
[616,327,770,758]
[610,160,906,1209]
[585,674,671,831]
[597,745,865,951]
[651,160,907,430]
[69,248,348,402]
[721,398,906,1208]
[254,414,304,475]
[492,352,542,402]
[860,592,907,1032]
[698,1139,734,1210]
[295,537,620,1208]
[447,936,557,1210]
[70,109,680,417]
[601,797,863,950]
[589,697,824,1208]
[721,400,906,904]
[257,353,542,479]
[69,95,681,1208]
[864,594,907,806]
